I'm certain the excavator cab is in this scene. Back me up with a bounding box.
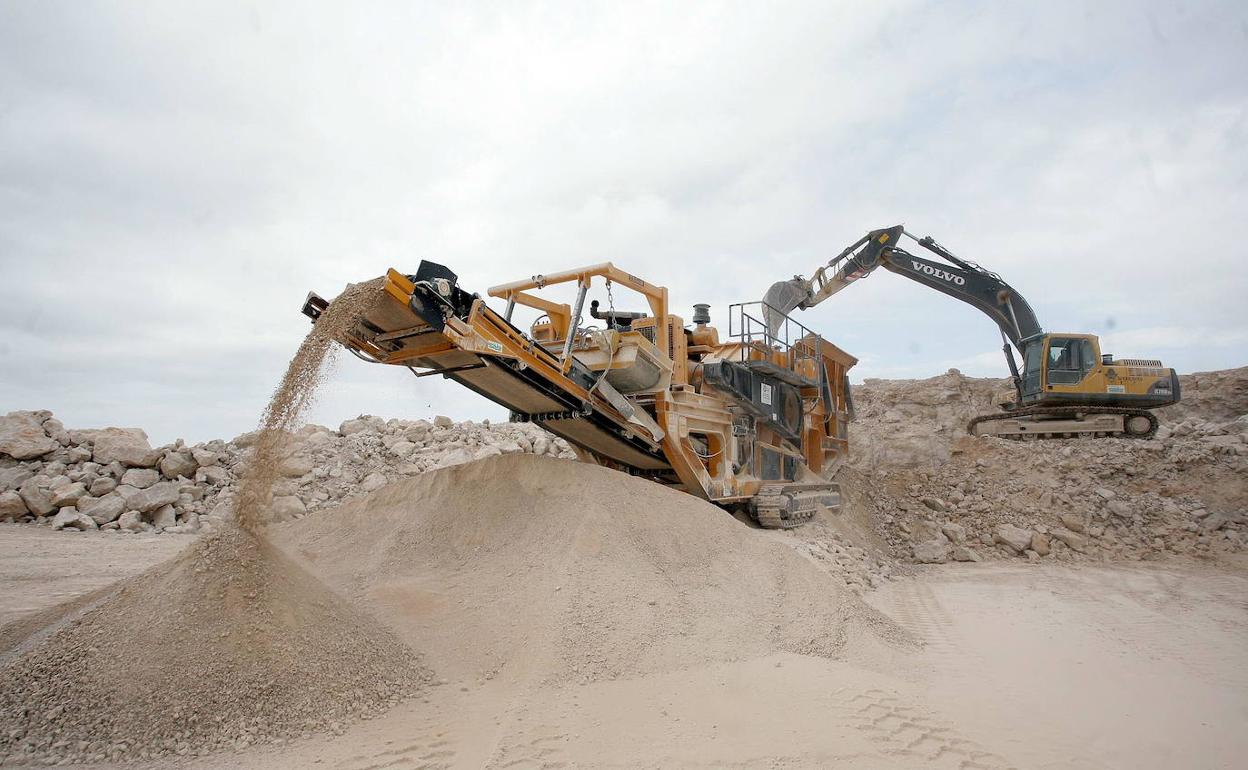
[1020,334,1100,401]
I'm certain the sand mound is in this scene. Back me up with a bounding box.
[0,528,429,765]
[277,454,909,686]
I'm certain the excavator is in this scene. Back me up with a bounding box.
[765,225,1180,439]
[303,261,857,528]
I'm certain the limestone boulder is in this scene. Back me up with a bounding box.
[361,472,388,492]
[270,495,306,522]
[129,482,180,513]
[913,539,950,564]
[50,483,88,509]
[950,546,982,562]
[79,493,127,525]
[159,451,198,480]
[1052,528,1089,553]
[1059,513,1086,533]
[279,455,314,478]
[0,466,34,492]
[120,468,160,489]
[150,504,177,530]
[1030,531,1051,556]
[191,448,219,467]
[0,490,30,518]
[940,523,967,544]
[89,477,117,496]
[196,465,229,485]
[51,507,97,531]
[18,479,56,516]
[994,523,1033,554]
[0,411,59,460]
[91,428,159,467]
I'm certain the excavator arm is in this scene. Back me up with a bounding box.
[765,225,1044,397]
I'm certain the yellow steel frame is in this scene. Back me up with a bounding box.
[488,263,670,361]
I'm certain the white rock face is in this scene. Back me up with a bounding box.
[0,411,59,460]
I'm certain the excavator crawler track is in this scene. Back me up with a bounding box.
[751,483,841,529]
[968,405,1158,440]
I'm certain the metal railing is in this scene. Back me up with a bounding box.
[726,301,819,377]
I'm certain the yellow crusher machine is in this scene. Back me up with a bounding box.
[303,262,857,528]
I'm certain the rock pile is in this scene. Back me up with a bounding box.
[850,368,1248,564]
[0,410,576,535]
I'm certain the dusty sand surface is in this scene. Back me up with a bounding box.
[168,559,1245,770]
[0,525,189,628]
[2,463,1244,769]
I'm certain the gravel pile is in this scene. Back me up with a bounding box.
[0,528,430,765]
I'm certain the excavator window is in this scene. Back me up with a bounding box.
[1022,342,1043,396]
[1046,338,1094,385]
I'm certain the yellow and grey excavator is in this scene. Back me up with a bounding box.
[303,261,857,528]
[766,225,1180,438]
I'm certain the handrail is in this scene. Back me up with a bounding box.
[726,301,820,376]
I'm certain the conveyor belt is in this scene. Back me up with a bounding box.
[447,356,671,471]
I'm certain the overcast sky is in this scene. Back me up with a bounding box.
[2,1,1245,445]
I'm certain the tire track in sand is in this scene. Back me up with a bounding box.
[840,688,1016,769]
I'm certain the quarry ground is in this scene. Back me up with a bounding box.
[3,526,1245,770]
[2,366,1244,768]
